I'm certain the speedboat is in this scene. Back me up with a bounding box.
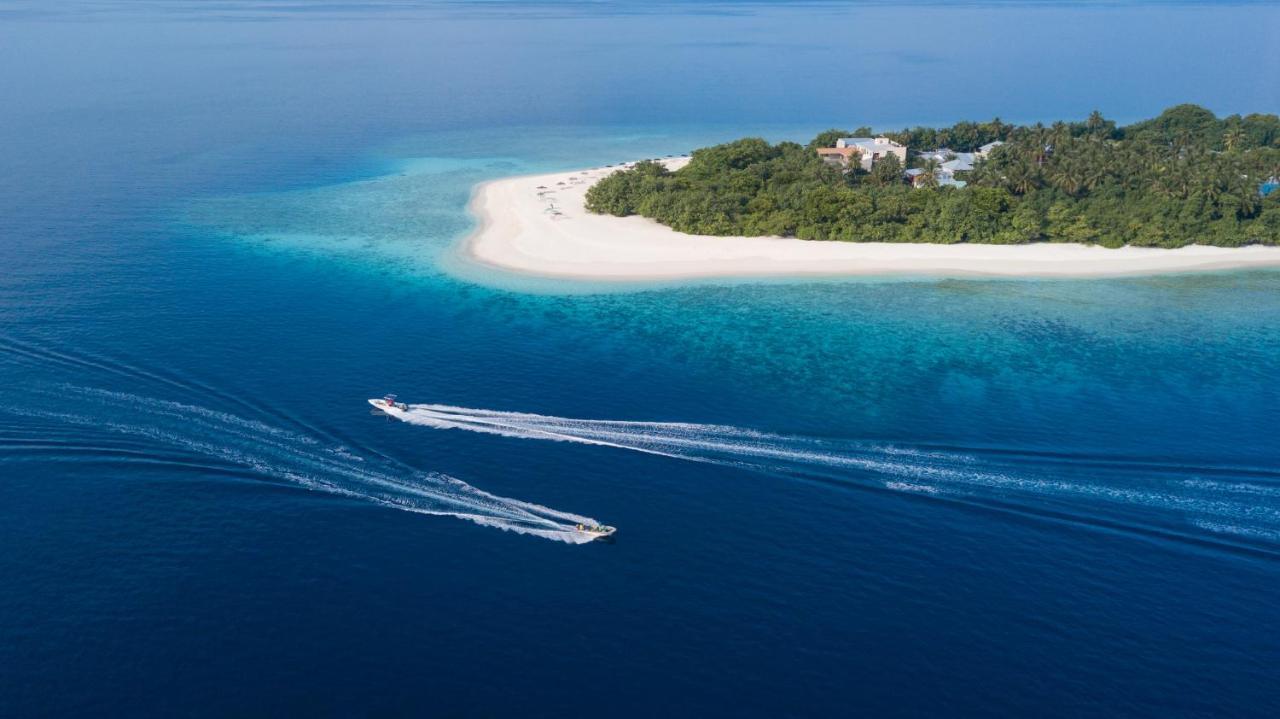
[575,523,617,541]
[369,394,409,415]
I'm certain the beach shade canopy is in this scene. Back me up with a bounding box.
[536,185,547,189]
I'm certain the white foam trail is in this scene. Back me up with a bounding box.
[884,481,942,495]
[8,390,604,544]
[405,403,909,470]
[1192,519,1280,543]
[393,403,1280,539]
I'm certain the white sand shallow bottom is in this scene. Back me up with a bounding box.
[462,158,1280,281]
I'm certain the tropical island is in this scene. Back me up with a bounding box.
[458,105,1280,282]
[585,105,1280,248]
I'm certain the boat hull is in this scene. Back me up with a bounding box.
[368,398,409,417]
[581,526,617,541]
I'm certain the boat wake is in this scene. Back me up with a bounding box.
[397,403,1280,553]
[1,387,604,544]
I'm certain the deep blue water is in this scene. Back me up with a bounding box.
[3,2,1280,716]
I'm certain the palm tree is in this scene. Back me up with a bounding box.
[1195,169,1228,207]
[1081,158,1109,192]
[1172,128,1195,155]
[1050,161,1084,196]
[1086,110,1107,134]
[1149,163,1184,198]
[1005,163,1039,195]
[1049,121,1072,146]
[1223,126,1246,153]
[917,158,941,189]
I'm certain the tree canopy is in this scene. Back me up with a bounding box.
[585,106,1280,248]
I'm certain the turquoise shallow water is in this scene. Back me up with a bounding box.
[3,2,1280,716]
[180,127,1280,474]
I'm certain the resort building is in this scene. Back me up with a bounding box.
[976,140,1005,158]
[905,166,967,189]
[818,137,908,171]
[940,155,974,187]
[815,146,860,167]
[916,149,955,164]
[913,149,977,188]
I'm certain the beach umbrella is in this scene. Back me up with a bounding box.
[536,185,547,189]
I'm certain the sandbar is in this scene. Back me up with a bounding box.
[461,159,1280,281]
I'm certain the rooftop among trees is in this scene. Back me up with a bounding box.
[585,105,1280,247]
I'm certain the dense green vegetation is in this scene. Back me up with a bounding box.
[585,105,1280,247]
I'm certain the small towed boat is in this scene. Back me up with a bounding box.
[369,394,409,414]
[576,523,617,541]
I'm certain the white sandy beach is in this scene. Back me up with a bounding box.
[461,159,1280,281]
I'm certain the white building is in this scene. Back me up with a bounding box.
[976,141,1005,158]
[833,137,908,171]
[915,149,978,188]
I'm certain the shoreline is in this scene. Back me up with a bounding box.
[459,160,1280,282]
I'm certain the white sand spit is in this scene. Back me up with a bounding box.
[461,158,1280,281]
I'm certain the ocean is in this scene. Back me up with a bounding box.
[2,1,1279,716]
